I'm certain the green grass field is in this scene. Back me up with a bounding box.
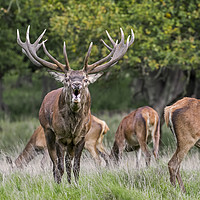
[0,115,200,200]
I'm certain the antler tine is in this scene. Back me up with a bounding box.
[25,25,31,44]
[42,41,66,73]
[83,42,93,72]
[87,41,118,72]
[87,28,134,74]
[23,25,63,72]
[17,28,42,67]
[34,28,46,47]
[106,30,116,46]
[17,29,24,47]
[100,39,113,51]
[17,29,27,55]
[119,28,125,44]
[63,42,71,71]
[126,35,130,47]
[128,29,135,47]
[100,30,117,52]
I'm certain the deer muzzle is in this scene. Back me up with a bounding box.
[71,83,82,104]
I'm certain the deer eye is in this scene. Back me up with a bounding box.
[84,79,89,83]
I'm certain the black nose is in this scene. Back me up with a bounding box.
[72,82,82,89]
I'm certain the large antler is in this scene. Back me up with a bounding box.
[17,26,134,74]
[17,25,70,73]
[85,28,134,74]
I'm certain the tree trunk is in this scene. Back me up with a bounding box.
[140,68,189,121]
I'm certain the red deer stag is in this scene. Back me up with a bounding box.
[12,115,109,168]
[164,97,200,193]
[17,25,134,183]
[110,106,160,167]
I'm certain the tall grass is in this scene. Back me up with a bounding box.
[0,152,200,200]
[0,114,200,200]
[0,117,39,153]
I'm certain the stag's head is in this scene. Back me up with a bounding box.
[17,26,134,111]
[49,70,101,111]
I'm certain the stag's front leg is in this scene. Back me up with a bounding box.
[56,143,65,178]
[73,138,85,184]
[65,143,74,184]
[45,129,62,183]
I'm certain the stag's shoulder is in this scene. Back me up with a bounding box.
[43,88,63,101]
[39,88,64,125]
[41,88,63,107]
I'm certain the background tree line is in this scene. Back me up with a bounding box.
[0,0,200,121]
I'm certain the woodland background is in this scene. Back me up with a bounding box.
[0,0,200,155]
[1,0,200,121]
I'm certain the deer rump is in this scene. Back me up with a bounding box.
[13,115,110,168]
[164,97,200,193]
[110,106,160,167]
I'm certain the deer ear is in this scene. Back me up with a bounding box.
[49,71,66,83]
[88,73,103,84]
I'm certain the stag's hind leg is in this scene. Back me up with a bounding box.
[168,141,195,193]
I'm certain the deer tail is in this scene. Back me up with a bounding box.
[164,106,170,127]
[153,116,160,160]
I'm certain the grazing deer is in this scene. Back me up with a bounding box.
[84,115,110,166]
[110,106,160,167]
[164,97,200,193]
[12,115,109,168]
[17,25,134,183]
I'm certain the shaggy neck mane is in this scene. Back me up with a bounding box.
[58,87,91,117]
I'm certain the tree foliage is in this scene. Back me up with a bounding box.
[0,0,200,118]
